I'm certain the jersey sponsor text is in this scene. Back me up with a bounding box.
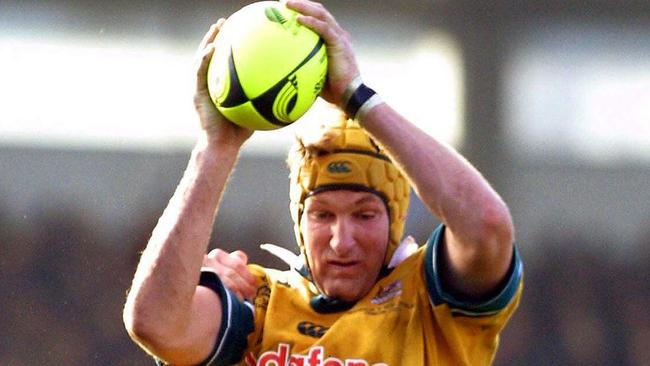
[244,343,388,366]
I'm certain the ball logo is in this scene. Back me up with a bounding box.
[216,45,319,127]
[265,6,300,34]
[272,74,299,123]
[265,7,287,25]
[251,38,325,127]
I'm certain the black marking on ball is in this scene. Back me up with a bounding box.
[273,75,299,122]
[219,47,249,108]
[251,38,326,126]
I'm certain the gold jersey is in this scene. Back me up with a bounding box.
[174,225,523,366]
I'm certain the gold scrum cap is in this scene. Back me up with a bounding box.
[288,117,410,266]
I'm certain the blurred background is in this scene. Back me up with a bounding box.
[1,0,649,365]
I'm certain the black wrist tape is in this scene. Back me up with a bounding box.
[345,83,377,119]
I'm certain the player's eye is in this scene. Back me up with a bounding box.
[355,211,377,220]
[308,210,333,220]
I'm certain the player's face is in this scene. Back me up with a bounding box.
[301,190,389,302]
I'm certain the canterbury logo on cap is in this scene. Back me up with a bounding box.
[326,161,351,174]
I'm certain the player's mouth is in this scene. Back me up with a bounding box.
[326,260,361,273]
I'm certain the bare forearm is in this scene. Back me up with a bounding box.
[359,103,510,241]
[359,103,514,297]
[124,134,241,342]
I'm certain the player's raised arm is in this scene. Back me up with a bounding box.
[358,105,514,300]
[122,20,253,365]
[288,0,514,300]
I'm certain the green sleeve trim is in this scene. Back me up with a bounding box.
[152,270,254,366]
[424,224,523,316]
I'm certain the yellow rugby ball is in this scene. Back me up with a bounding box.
[207,1,328,130]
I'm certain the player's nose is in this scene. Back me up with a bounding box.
[329,217,355,255]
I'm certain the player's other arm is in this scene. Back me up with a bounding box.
[122,20,254,365]
[360,105,514,300]
[123,139,241,364]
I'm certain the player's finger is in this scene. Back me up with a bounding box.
[294,15,340,47]
[215,249,257,286]
[236,281,256,302]
[207,248,225,259]
[194,19,224,92]
[195,43,215,92]
[197,19,225,53]
[221,268,256,301]
[286,2,347,51]
[203,254,213,267]
[292,2,346,44]
[205,249,256,301]
[204,248,219,264]
[286,0,341,31]
[227,253,257,286]
[208,262,256,301]
[202,249,226,271]
[230,250,248,264]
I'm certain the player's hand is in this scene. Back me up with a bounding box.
[203,249,256,302]
[194,20,253,146]
[286,0,361,107]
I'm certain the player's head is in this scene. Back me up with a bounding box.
[288,115,410,300]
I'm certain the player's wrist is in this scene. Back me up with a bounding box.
[196,129,246,156]
[340,76,383,122]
